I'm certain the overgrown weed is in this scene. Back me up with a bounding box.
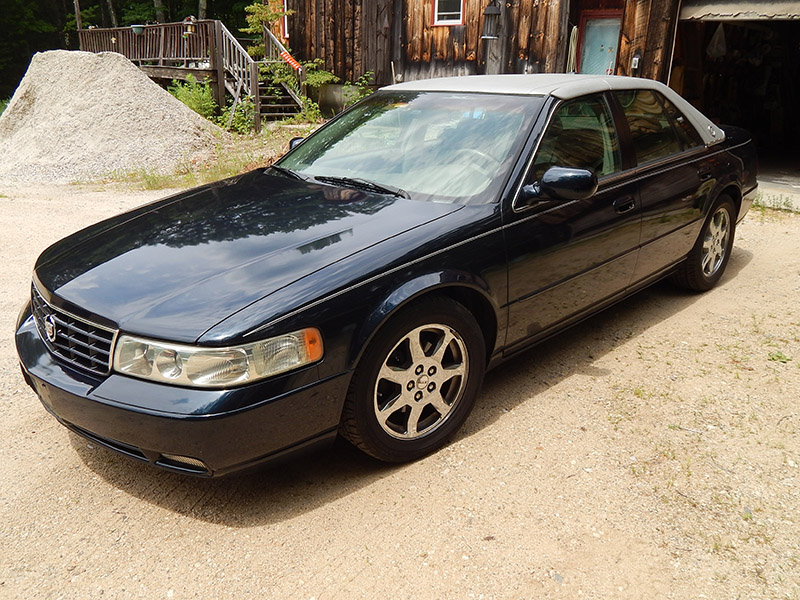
[96,124,314,190]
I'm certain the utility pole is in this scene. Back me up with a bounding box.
[73,0,83,30]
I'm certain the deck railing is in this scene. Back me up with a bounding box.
[79,20,217,66]
[262,25,307,106]
[78,19,307,131]
[217,21,257,100]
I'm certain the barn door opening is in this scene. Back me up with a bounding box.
[670,10,800,168]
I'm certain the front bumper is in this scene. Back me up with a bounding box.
[16,311,350,476]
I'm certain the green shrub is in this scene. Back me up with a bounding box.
[0,98,9,116]
[302,58,340,90]
[218,97,256,134]
[343,71,375,108]
[169,75,218,120]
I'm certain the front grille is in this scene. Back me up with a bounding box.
[31,285,117,376]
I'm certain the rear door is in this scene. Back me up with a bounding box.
[611,89,713,284]
[503,93,641,350]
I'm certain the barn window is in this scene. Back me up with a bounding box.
[433,0,464,25]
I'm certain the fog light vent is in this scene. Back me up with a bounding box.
[158,453,208,473]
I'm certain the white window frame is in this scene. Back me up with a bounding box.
[433,0,464,26]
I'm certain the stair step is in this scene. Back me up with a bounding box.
[260,104,299,110]
[259,98,296,103]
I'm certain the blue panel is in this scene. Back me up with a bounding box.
[580,18,622,75]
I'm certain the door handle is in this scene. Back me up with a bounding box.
[613,196,636,214]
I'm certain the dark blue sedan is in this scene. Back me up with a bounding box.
[16,74,758,476]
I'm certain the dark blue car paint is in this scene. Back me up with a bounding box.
[16,89,758,476]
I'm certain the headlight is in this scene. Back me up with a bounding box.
[113,328,323,388]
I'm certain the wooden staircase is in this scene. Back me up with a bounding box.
[258,84,302,120]
[259,25,306,122]
[78,19,306,131]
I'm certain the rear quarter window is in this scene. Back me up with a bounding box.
[659,94,704,149]
[616,89,682,165]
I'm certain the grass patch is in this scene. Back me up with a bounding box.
[754,191,796,212]
[106,124,316,190]
[767,350,792,364]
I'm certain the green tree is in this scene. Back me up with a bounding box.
[0,0,64,98]
[0,0,252,99]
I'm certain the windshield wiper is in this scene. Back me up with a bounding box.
[268,164,309,181]
[314,176,410,199]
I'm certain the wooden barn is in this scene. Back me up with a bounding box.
[282,0,682,85]
[75,1,799,158]
[283,0,800,160]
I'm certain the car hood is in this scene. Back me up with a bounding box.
[35,171,463,343]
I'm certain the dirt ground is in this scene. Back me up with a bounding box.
[1,181,798,599]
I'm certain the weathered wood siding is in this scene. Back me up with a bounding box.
[400,0,569,80]
[286,0,677,84]
[286,0,395,85]
[617,0,680,81]
[401,0,481,80]
[510,0,570,73]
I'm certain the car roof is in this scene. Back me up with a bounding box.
[385,74,725,147]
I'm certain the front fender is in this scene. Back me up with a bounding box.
[349,271,497,366]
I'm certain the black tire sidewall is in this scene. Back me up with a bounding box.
[346,297,486,462]
[677,195,737,292]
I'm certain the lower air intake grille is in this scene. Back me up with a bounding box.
[31,285,116,376]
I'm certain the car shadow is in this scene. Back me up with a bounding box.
[72,246,753,526]
[468,245,754,433]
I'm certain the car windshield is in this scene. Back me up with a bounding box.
[277,91,544,204]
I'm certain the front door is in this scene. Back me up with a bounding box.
[503,93,641,350]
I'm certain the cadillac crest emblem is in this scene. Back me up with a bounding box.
[44,314,57,343]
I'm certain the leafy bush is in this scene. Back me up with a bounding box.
[0,98,9,116]
[168,75,218,120]
[242,1,291,58]
[343,71,375,108]
[302,58,340,90]
[217,97,256,134]
[259,58,337,124]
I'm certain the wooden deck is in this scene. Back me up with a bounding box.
[79,20,306,131]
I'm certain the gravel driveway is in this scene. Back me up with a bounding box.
[2,182,798,599]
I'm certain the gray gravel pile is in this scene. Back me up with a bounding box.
[0,50,225,183]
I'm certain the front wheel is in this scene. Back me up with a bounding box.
[672,195,736,291]
[340,297,486,462]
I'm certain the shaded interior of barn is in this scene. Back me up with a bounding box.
[671,18,800,163]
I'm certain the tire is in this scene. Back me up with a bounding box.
[340,296,486,462]
[672,195,736,292]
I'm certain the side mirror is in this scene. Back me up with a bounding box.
[289,137,305,150]
[521,166,598,204]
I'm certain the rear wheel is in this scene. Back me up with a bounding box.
[672,195,736,291]
[340,297,486,462]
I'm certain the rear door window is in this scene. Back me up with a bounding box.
[615,89,683,165]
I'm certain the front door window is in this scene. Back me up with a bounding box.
[530,94,622,181]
